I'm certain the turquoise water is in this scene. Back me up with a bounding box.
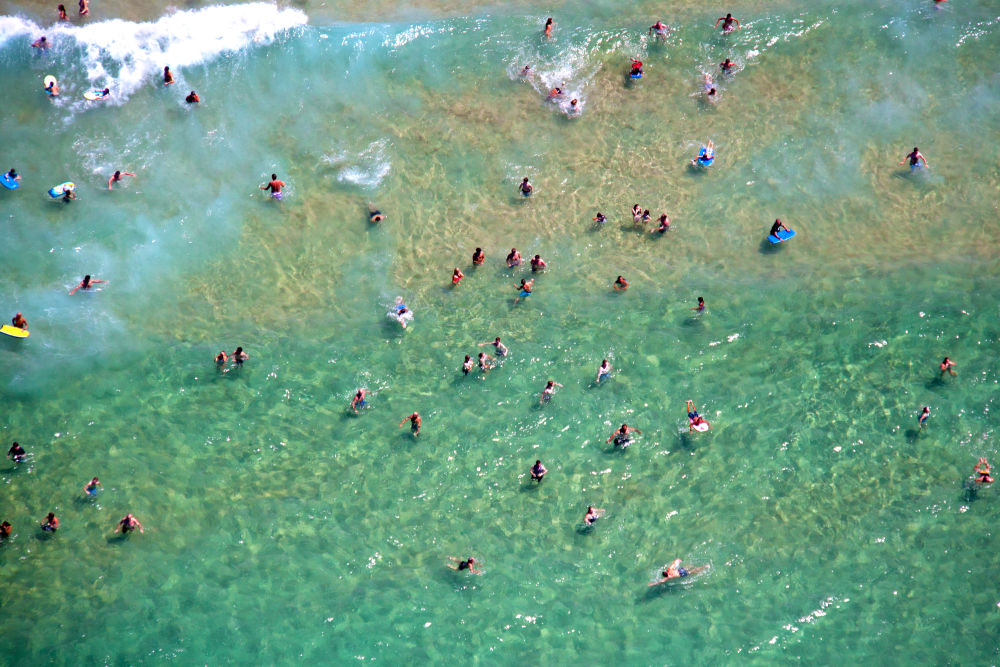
[2,0,999,663]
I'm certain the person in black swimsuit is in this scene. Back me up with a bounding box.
[449,556,482,573]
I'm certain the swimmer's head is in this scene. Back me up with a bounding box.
[726,13,732,19]
[709,88,716,95]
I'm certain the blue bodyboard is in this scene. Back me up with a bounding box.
[768,229,796,244]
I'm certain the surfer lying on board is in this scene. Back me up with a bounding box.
[649,559,709,586]
[769,219,789,237]
[686,400,711,432]
[69,275,108,294]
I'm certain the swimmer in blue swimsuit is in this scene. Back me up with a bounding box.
[83,477,102,496]
[514,278,533,304]
[519,177,533,197]
[649,559,709,586]
[899,147,929,170]
[596,359,611,383]
[918,406,930,428]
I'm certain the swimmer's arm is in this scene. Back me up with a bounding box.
[69,281,85,295]
[648,577,669,587]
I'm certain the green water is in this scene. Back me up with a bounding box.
[2,0,999,663]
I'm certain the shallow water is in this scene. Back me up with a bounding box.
[1,0,999,663]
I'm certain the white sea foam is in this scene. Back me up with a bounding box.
[321,138,391,189]
[1,4,307,106]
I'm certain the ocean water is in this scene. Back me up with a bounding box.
[1,0,999,663]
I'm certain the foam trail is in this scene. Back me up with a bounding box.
[0,4,308,105]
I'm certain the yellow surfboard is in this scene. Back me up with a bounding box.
[0,325,29,338]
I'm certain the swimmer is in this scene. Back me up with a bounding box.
[569,98,580,114]
[539,380,563,403]
[715,13,740,32]
[544,17,553,39]
[6,168,21,183]
[649,21,671,40]
[32,36,49,50]
[692,296,705,312]
[477,352,494,372]
[368,205,384,222]
[41,512,59,532]
[593,212,606,225]
[596,359,612,382]
[163,66,174,85]
[530,459,547,481]
[399,411,421,436]
[452,267,465,285]
[918,406,930,428]
[45,79,59,96]
[0,521,10,539]
[769,219,790,237]
[613,276,629,291]
[692,139,714,165]
[62,187,76,202]
[607,423,641,448]
[720,58,734,73]
[520,64,532,78]
[83,477,102,496]
[69,275,108,295]
[686,399,711,432]
[584,506,605,525]
[185,90,199,103]
[479,336,508,357]
[640,209,651,224]
[651,214,670,234]
[215,351,228,366]
[547,87,564,100]
[115,513,144,534]
[514,278,534,303]
[899,147,929,170]
[11,312,27,330]
[940,357,956,377]
[391,298,412,328]
[7,441,26,462]
[705,87,718,103]
[975,458,993,484]
[629,58,643,77]
[506,248,522,267]
[519,177,533,197]
[260,173,284,200]
[462,354,474,375]
[351,388,368,413]
[58,4,67,20]
[231,346,248,364]
[649,559,709,586]
[449,556,482,574]
[530,254,547,272]
[107,170,135,190]
[472,247,485,265]
[79,0,88,15]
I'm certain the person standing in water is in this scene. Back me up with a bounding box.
[544,17,554,38]
[918,406,931,428]
[472,247,485,265]
[260,173,284,200]
[399,412,421,436]
[692,296,705,312]
[452,268,464,285]
[770,219,790,237]
[8,441,26,462]
[231,346,248,364]
[477,352,493,373]
[514,278,533,303]
[83,477,102,496]
[107,170,135,190]
[0,521,11,539]
[11,312,28,330]
[462,355,474,375]
[539,380,563,403]
[596,359,612,383]
[584,506,605,525]
[715,13,740,32]
[41,512,59,532]
[163,66,174,85]
[899,147,929,170]
[530,459,547,481]
[57,4,68,20]
[479,336,508,357]
[78,0,89,15]
[629,58,643,77]
[607,424,641,447]
[115,513,144,534]
[649,21,671,40]
[940,357,956,376]
[593,212,606,225]
[70,275,108,294]
[651,214,670,234]
[530,254,547,272]
[519,177,533,197]
[351,388,367,413]
[720,58,735,73]
[506,248,522,267]
[613,276,629,291]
